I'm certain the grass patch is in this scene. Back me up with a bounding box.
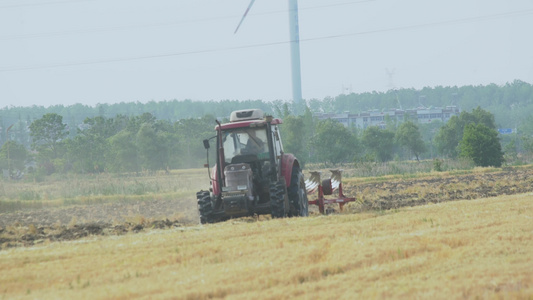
[0,169,209,213]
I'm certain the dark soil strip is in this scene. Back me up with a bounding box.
[1,219,182,249]
[2,167,532,250]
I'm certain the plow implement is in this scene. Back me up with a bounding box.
[305,169,356,214]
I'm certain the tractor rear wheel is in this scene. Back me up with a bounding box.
[288,166,309,217]
[270,180,287,218]
[197,190,215,224]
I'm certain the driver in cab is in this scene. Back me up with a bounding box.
[243,131,265,155]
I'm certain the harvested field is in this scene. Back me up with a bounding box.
[1,192,532,299]
[1,167,533,248]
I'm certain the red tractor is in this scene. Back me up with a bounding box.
[196,109,309,223]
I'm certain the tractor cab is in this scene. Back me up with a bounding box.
[222,127,270,164]
[216,109,283,174]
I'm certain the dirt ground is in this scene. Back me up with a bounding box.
[0,198,198,249]
[1,167,532,249]
[348,167,533,210]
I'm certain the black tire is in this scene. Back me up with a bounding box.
[270,180,287,218]
[288,166,309,217]
[196,190,215,224]
[322,179,333,196]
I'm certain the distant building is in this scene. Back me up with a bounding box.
[315,106,460,129]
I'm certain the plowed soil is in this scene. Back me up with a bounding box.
[1,167,532,249]
[0,199,197,249]
[346,167,533,211]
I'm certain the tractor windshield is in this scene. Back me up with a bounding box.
[221,127,269,164]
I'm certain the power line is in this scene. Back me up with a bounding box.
[0,0,374,41]
[300,0,375,11]
[1,8,532,73]
[0,41,290,72]
[0,0,93,9]
[0,0,372,9]
[301,8,533,42]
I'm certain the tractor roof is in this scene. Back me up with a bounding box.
[216,118,282,130]
[216,109,282,130]
[230,109,265,122]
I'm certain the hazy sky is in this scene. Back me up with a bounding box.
[1,0,532,108]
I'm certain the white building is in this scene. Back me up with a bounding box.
[315,106,460,129]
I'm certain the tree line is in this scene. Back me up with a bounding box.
[0,104,510,179]
[279,105,504,168]
[0,113,216,178]
[3,80,533,178]
[1,80,533,148]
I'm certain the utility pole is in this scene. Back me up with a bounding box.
[235,0,304,113]
[288,0,303,110]
[6,124,14,179]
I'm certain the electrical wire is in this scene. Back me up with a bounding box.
[302,8,533,42]
[0,0,93,9]
[1,8,532,73]
[0,0,374,41]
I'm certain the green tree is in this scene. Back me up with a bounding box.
[418,121,444,159]
[127,112,156,133]
[65,115,122,173]
[29,113,68,158]
[136,123,171,171]
[435,107,496,158]
[108,130,139,172]
[280,115,307,164]
[29,113,69,174]
[503,138,518,162]
[82,115,126,138]
[522,136,533,154]
[460,123,504,167]
[309,119,358,165]
[361,126,395,162]
[175,116,215,169]
[435,116,462,157]
[0,141,28,172]
[66,134,108,173]
[272,101,291,119]
[395,121,427,161]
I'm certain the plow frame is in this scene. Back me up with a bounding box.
[305,169,356,214]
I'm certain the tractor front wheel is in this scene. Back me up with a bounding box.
[270,180,287,218]
[197,190,215,224]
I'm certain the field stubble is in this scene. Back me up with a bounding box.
[1,166,533,298]
[0,192,532,299]
[1,167,533,248]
